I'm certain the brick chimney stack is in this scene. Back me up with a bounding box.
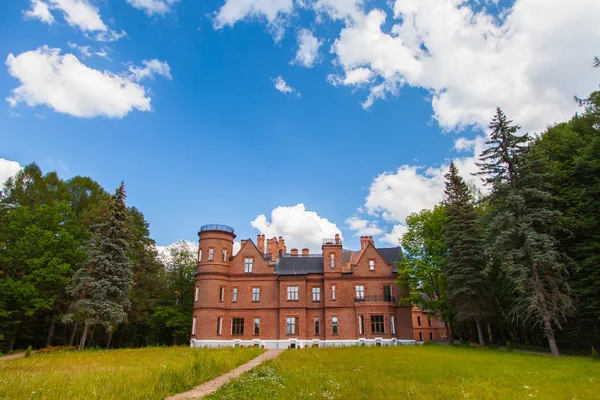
[291,248,298,256]
[240,239,247,248]
[256,234,266,253]
[302,248,309,255]
[278,237,287,253]
[360,236,366,250]
[335,233,340,245]
[368,236,374,245]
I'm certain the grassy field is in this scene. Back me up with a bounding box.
[0,346,263,400]
[207,345,600,400]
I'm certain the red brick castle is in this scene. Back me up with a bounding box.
[190,224,415,349]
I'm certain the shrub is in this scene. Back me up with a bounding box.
[592,346,598,360]
[37,346,77,354]
[506,341,513,352]
[25,345,32,358]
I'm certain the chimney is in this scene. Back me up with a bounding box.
[335,233,340,245]
[360,236,366,250]
[278,237,286,253]
[241,239,247,248]
[302,248,309,256]
[368,236,374,245]
[268,237,279,261]
[291,248,298,256]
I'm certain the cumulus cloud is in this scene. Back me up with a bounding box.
[128,59,173,82]
[330,0,600,132]
[292,29,322,68]
[24,0,54,24]
[126,0,179,15]
[213,0,294,40]
[5,46,170,118]
[346,216,383,236]
[157,239,241,263]
[328,67,373,87]
[380,224,408,246]
[0,159,23,188]
[272,76,298,95]
[24,0,125,42]
[67,41,92,58]
[251,203,341,252]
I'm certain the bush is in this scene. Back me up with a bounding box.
[25,345,32,358]
[592,346,598,360]
[37,346,77,354]
[506,341,513,352]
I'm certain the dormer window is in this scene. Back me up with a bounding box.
[330,254,335,269]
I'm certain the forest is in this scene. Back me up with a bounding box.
[0,168,196,352]
[398,61,600,357]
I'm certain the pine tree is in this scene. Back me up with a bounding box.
[64,182,133,350]
[443,162,490,346]
[477,108,574,357]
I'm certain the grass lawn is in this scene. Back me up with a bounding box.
[0,346,263,400]
[207,345,600,400]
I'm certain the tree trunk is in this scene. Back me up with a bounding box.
[69,322,78,347]
[87,326,96,347]
[79,321,89,351]
[543,314,560,357]
[106,330,114,349]
[7,323,20,352]
[444,321,453,343]
[46,321,55,347]
[475,319,486,347]
[487,324,493,345]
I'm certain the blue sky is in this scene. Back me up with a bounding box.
[1,0,599,253]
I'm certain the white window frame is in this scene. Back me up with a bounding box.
[232,287,238,303]
[209,248,214,261]
[369,260,375,271]
[195,287,199,302]
[391,315,396,335]
[332,285,336,300]
[332,316,338,335]
[359,315,365,335]
[217,317,223,336]
[222,249,227,262]
[252,287,260,302]
[199,249,203,262]
[312,287,321,302]
[254,318,260,335]
[219,286,224,302]
[286,317,296,335]
[244,258,253,273]
[330,254,335,269]
[355,285,365,300]
[287,286,299,301]
[192,317,197,335]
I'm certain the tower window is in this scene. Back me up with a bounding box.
[232,287,238,303]
[195,287,199,302]
[222,249,227,261]
[192,317,197,335]
[199,249,203,262]
[209,248,214,261]
[219,286,224,302]
[330,254,335,269]
[244,258,253,273]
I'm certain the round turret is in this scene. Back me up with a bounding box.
[197,224,236,272]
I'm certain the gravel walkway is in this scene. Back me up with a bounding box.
[166,349,284,400]
[0,352,26,361]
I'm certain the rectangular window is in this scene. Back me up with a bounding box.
[244,258,253,273]
[192,317,197,335]
[287,286,299,301]
[419,332,423,341]
[195,287,199,302]
[355,285,365,300]
[209,248,214,261]
[199,249,203,262]
[359,315,365,335]
[391,315,396,335]
[232,287,238,303]
[286,317,297,335]
[252,287,260,302]
[428,316,432,326]
[383,285,392,302]
[222,249,227,262]
[332,285,336,301]
[312,287,321,302]
[232,318,244,335]
[217,317,223,335]
[430,332,434,341]
[371,315,385,334]
[417,316,422,326]
[314,318,320,335]
[330,254,335,269]
[332,316,338,335]
[219,286,224,302]
[369,260,375,271]
[254,318,260,335]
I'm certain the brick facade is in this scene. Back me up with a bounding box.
[412,307,448,342]
[191,225,415,349]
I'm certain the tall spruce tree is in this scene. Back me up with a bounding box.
[477,108,574,357]
[64,182,133,350]
[443,162,490,346]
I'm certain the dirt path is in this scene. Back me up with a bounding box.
[166,349,284,400]
[0,352,26,361]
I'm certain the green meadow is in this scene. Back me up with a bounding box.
[208,345,600,400]
[0,346,263,400]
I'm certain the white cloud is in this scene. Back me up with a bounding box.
[329,0,600,132]
[67,41,92,58]
[313,0,364,22]
[345,216,383,236]
[0,159,23,188]
[157,239,240,263]
[213,0,294,40]
[5,46,170,118]
[328,67,373,87]
[272,76,298,95]
[292,29,322,68]
[126,0,179,15]
[251,203,341,252]
[128,59,173,82]
[24,0,55,24]
[24,0,125,42]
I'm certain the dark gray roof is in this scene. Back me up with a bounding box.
[376,247,403,271]
[276,255,324,275]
